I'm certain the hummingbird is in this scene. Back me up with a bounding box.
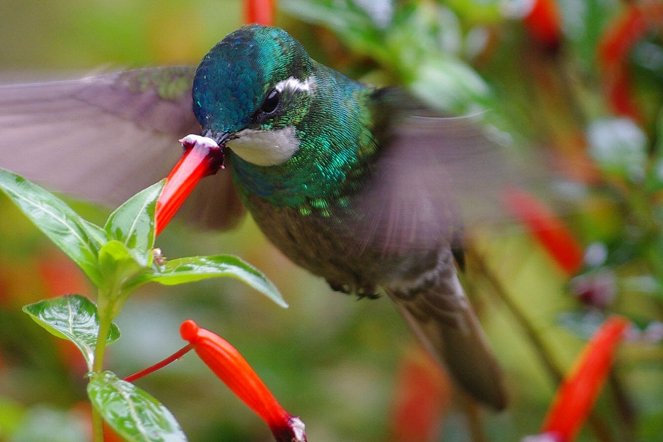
[0,25,509,409]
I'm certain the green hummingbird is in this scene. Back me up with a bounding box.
[0,25,508,409]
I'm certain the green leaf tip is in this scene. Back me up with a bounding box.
[104,180,165,266]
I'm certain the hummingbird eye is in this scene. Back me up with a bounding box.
[260,89,280,115]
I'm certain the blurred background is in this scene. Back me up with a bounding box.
[1,0,663,441]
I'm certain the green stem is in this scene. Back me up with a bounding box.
[467,247,564,381]
[608,371,636,440]
[93,295,113,373]
[91,406,104,442]
[467,246,617,442]
[91,291,116,442]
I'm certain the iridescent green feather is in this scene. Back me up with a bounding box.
[230,62,380,215]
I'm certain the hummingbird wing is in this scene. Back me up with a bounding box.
[0,67,244,230]
[387,259,507,410]
[349,90,526,408]
[355,88,531,256]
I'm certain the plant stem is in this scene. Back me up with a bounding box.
[91,291,116,442]
[91,406,104,442]
[93,295,113,373]
[124,344,193,383]
[609,371,636,440]
[459,395,487,442]
[467,246,564,381]
[467,246,617,442]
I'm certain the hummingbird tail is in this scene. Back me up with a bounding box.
[388,270,507,410]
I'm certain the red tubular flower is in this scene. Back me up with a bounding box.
[523,0,562,51]
[180,320,306,442]
[504,188,584,275]
[540,316,629,442]
[598,3,663,121]
[245,0,275,26]
[155,136,223,236]
[598,5,646,120]
[390,347,450,442]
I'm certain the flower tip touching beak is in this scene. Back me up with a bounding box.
[155,135,224,236]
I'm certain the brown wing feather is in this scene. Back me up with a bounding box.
[0,67,244,230]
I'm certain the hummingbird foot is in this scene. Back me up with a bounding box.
[327,280,379,299]
[179,134,225,170]
[355,287,380,300]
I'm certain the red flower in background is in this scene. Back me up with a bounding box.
[599,3,663,121]
[505,188,584,275]
[539,316,629,442]
[523,0,562,51]
[245,0,276,26]
[390,346,451,442]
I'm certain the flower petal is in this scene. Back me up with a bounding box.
[180,320,307,441]
[541,316,629,442]
[245,0,275,26]
[504,188,584,275]
[155,135,223,235]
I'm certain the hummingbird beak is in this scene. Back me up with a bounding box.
[202,130,236,150]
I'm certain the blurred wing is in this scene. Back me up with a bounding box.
[0,67,244,230]
[353,93,534,255]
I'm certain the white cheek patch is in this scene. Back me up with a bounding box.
[228,126,300,166]
[274,76,315,94]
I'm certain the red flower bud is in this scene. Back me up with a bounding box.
[598,3,663,121]
[390,347,450,442]
[541,316,629,442]
[180,320,306,442]
[504,188,584,275]
[245,0,275,26]
[523,0,562,51]
[598,5,646,120]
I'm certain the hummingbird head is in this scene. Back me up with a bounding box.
[192,25,316,166]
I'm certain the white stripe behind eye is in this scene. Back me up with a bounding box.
[274,76,315,94]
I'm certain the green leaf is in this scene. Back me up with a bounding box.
[105,180,164,266]
[23,295,120,371]
[139,255,287,308]
[98,240,148,297]
[0,168,103,284]
[408,55,491,114]
[282,0,389,60]
[88,371,187,442]
[84,219,109,248]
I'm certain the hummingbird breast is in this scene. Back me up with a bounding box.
[244,192,446,297]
